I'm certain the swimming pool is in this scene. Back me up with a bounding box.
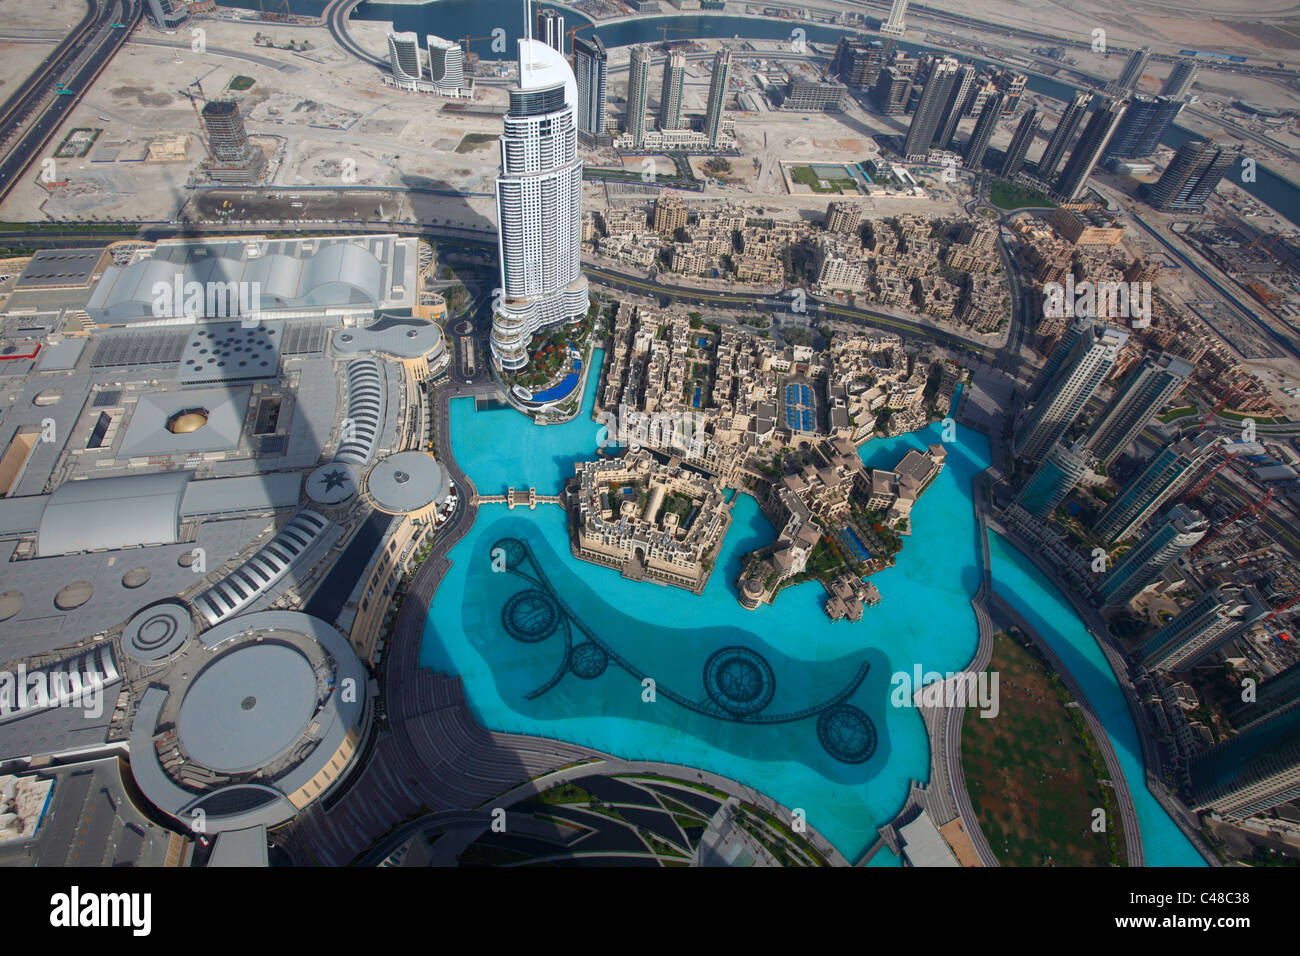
[841,526,872,563]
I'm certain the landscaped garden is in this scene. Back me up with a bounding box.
[989,179,1055,211]
[790,165,858,194]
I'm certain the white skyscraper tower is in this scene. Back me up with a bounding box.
[659,50,687,131]
[427,36,466,92]
[881,0,908,36]
[490,13,590,372]
[387,32,422,84]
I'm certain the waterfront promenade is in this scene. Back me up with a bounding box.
[875,375,1148,866]
[358,756,850,867]
[280,380,604,865]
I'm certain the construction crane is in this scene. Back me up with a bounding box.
[257,0,293,19]
[1249,232,1282,255]
[1177,448,1239,504]
[1264,593,1300,623]
[657,24,694,44]
[1189,488,1273,559]
[1195,387,1240,431]
[565,23,594,44]
[178,77,213,162]
[461,35,505,59]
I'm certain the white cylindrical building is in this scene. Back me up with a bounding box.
[491,37,590,372]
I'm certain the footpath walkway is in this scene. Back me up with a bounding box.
[281,384,601,865]
[878,384,1145,866]
[359,757,849,867]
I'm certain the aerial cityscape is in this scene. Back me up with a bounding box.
[1,0,1299,886]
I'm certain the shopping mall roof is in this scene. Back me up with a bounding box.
[36,471,191,556]
[367,451,450,513]
[331,313,445,360]
[176,642,317,774]
[83,236,398,324]
[15,248,107,290]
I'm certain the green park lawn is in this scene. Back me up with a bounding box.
[989,179,1055,210]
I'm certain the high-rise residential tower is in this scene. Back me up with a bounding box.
[1016,318,1127,462]
[535,7,564,54]
[1093,433,1222,544]
[1161,59,1197,100]
[1188,704,1300,821]
[659,50,687,130]
[490,28,589,372]
[964,92,1004,170]
[1013,441,1090,520]
[1086,353,1194,467]
[1096,504,1207,606]
[1000,107,1040,178]
[387,31,422,84]
[873,66,912,114]
[1054,95,1126,201]
[704,47,732,147]
[902,56,960,161]
[572,34,609,136]
[831,36,892,88]
[200,100,267,183]
[626,44,653,148]
[1036,91,1092,181]
[996,70,1027,114]
[881,0,908,36]
[427,36,467,92]
[936,64,977,150]
[1227,661,1300,729]
[1139,585,1269,671]
[1104,94,1182,162]
[1117,46,1150,91]
[1141,139,1239,212]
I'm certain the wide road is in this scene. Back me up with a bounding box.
[583,262,991,355]
[323,0,385,70]
[0,2,97,136]
[0,0,142,205]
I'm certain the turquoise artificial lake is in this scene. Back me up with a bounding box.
[420,349,1204,864]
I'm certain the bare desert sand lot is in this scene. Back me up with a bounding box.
[5,0,1300,223]
[924,0,1300,54]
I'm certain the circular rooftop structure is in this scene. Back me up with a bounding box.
[307,461,359,505]
[332,315,445,361]
[128,611,370,835]
[0,591,22,623]
[366,451,450,514]
[166,407,209,434]
[177,642,317,775]
[122,601,193,665]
